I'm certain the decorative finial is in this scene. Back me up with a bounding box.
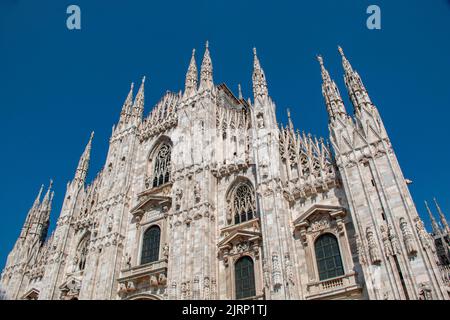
[338,45,344,57]
[317,55,324,66]
[253,47,257,56]
[142,76,146,83]
[49,179,53,189]
[90,131,95,141]
[205,40,209,49]
[238,84,243,99]
[192,48,196,56]
[130,82,134,90]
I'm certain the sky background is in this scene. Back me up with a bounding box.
[0,0,449,270]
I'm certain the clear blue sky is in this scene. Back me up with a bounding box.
[1,0,449,270]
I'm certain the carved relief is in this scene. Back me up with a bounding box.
[310,216,330,232]
[271,252,282,289]
[388,224,401,255]
[414,218,435,253]
[284,253,295,286]
[380,225,393,257]
[366,227,381,265]
[203,276,210,300]
[263,258,271,289]
[194,182,201,203]
[399,218,417,256]
[418,282,433,300]
[355,234,367,265]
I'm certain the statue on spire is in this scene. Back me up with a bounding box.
[74,132,94,186]
[434,198,450,234]
[132,76,145,120]
[425,201,442,236]
[120,82,134,119]
[252,47,268,100]
[317,54,347,119]
[337,46,372,111]
[184,48,198,97]
[199,41,213,91]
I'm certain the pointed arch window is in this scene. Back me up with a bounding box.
[152,143,171,188]
[235,256,256,299]
[232,183,256,225]
[76,232,90,271]
[315,234,344,281]
[141,226,161,264]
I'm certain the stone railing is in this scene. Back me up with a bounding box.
[117,259,168,296]
[305,272,361,300]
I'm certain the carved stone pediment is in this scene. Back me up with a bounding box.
[130,195,171,222]
[21,288,40,300]
[59,276,82,300]
[218,229,262,255]
[218,229,262,267]
[293,204,346,229]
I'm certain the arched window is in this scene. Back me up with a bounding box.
[152,143,171,188]
[232,183,256,225]
[315,234,344,281]
[76,232,90,271]
[141,226,161,264]
[235,256,256,299]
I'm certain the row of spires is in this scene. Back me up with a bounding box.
[184,42,268,100]
[71,42,366,191]
[22,42,449,244]
[425,199,450,236]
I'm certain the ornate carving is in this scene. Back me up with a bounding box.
[271,252,282,289]
[355,234,367,265]
[418,282,433,300]
[284,253,295,286]
[170,281,177,299]
[380,225,393,257]
[174,188,183,211]
[181,280,191,299]
[388,224,401,255]
[415,218,434,252]
[310,216,330,232]
[194,182,201,203]
[399,218,417,256]
[162,243,170,258]
[263,258,271,289]
[203,276,211,300]
[366,227,381,265]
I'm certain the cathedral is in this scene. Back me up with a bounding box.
[1,42,449,300]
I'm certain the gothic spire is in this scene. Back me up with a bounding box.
[287,108,294,131]
[184,49,198,97]
[74,132,94,185]
[317,55,347,120]
[199,41,213,90]
[238,84,243,100]
[132,76,145,119]
[120,82,134,119]
[21,184,44,236]
[32,184,44,210]
[425,201,441,236]
[433,197,450,234]
[41,180,53,208]
[338,46,372,111]
[252,47,268,100]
